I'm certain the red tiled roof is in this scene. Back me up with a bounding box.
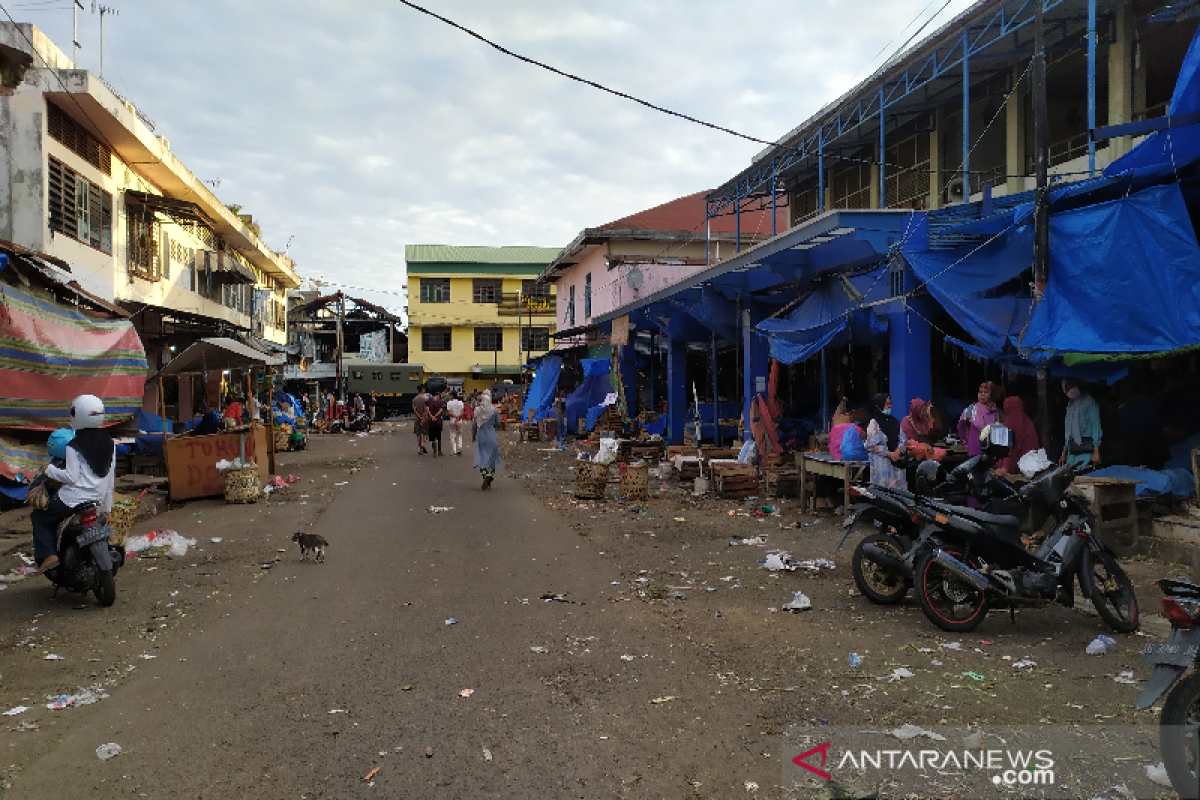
[598,190,783,235]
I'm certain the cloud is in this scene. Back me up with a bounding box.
[17,0,978,321]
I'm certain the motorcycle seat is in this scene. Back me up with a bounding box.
[928,502,1021,529]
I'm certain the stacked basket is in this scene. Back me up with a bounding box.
[574,462,610,500]
[619,463,649,501]
[223,465,260,504]
[107,497,137,546]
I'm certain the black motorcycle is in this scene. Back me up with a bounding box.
[1136,578,1200,800]
[44,501,123,606]
[909,463,1138,633]
[346,412,372,433]
[839,455,1020,605]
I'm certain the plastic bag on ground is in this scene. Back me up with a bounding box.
[123,530,196,557]
[1018,448,1053,477]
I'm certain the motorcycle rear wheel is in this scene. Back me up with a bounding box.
[1161,671,1200,800]
[914,548,989,632]
[852,532,910,604]
[95,570,116,607]
[1082,549,1139,633]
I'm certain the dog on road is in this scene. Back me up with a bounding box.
[292,531,329,562]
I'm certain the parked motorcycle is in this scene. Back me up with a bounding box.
[346,412,372,433]
[909,461,1138,633]
[839,454,1019,604]
[1136,578,1200,800]
[43,501,124,606]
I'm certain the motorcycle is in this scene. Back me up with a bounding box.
[908,462,1138,633]
[346,411,372,433]
[43,501,124,606]
[839,455,1020,605]
[1136,578,1200,800]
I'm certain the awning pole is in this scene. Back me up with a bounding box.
[820,349,829,433]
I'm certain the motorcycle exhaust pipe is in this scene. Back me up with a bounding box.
[932,550,992,593]
[862,543,911,577]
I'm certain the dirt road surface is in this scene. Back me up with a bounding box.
[0,422,1183,798]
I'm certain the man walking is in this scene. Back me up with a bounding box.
[446,391,465,455]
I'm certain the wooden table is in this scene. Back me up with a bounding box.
[797,452,869,512]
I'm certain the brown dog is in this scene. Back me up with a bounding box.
[292,531,328,562]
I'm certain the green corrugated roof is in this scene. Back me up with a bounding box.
[405,245,563,265]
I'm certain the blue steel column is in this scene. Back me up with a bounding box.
[667,336,687,444]
[621,344,638,418]
[771,157,778,235]
[711,333,720,447]
[888,296,932,414]
[735,191,742,253]
[879,87,887,209]
[962,30,970,201]
[818,132,826,214]
[649,332,657,413]
[1087,0,1097,173]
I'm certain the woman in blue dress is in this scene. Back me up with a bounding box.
[473,391,503,490]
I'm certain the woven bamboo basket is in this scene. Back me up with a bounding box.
[619,463,649,501]
[574,461,610,499]
[274,429,291,452]
[108,498,137,545]
[223,465,260,504]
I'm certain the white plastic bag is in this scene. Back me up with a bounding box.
[1018,448,1052,478]
[593,437,619,464]
[737,438,758,464]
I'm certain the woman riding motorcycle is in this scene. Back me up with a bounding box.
[30,395,115,573]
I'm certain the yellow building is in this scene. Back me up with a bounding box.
[405,245,560,394]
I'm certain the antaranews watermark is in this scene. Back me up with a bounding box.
[782,724,1162,799]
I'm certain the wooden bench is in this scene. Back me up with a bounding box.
[797,452,868,513]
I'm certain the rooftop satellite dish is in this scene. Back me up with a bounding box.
[627,267,644,290]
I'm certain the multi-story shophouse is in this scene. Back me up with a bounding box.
[405,245,560,395]
[0,23,299,420]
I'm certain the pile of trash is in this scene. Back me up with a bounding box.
[262,474,300,495]
[215,457,256,473]
[123,530,196,557]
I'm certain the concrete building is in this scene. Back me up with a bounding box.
[538,191,782,352]
[579,0,1196,443]
[0,23,299,419]
[405,245,560,394]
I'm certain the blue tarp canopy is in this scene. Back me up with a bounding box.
[1106,23,1200,175]
[904,224,1034,357]
[674,290,738,342]
[521,354,562,423]
[756,266,893,363]
[1022,183,1200,354]
[565,358,612,433]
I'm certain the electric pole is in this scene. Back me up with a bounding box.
[1032,1,1053,451]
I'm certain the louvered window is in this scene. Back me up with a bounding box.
[46,101,112,176]
[48,156,113,255]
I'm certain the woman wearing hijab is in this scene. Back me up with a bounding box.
[901,398,946,462]
[957,381,1002,457]
[996,396,1039,474]
[473,390,503,489]
[865,393,907,489]
[1059,378,1102,468]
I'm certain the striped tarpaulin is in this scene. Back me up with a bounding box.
[0,282,146,437]
[0,433,51,483]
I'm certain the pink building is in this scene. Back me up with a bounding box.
[539,191,782,348]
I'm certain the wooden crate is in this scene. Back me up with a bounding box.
[711,462,760,499]
[1073,477,1139,555]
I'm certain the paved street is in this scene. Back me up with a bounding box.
[6,428,769,799]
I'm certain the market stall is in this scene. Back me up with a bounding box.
[147,338,284,501]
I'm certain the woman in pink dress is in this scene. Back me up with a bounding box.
[957,382,1002,457]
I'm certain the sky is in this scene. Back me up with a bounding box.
[5,0,978,322]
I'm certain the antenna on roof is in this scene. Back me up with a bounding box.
[97,5,119,80]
